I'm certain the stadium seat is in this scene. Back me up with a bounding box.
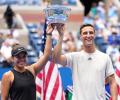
[94,36,105,46]
[99,42,108,53]
[0,67,11,80]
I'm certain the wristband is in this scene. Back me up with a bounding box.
[46,33,52,36]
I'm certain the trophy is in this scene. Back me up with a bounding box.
[44,5,71,25]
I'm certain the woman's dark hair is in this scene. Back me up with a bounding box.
[79,24,95,34]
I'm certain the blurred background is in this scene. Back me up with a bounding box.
[0,0,120,99]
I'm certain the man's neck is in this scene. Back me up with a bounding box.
[83,45,96,53]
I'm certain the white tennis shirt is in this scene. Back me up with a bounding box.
[65,50,114,100]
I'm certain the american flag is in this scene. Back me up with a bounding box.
[36,61,65,100]
[36,19,65,100]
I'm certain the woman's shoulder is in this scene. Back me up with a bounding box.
[3,70,13,77]
[2,70,14,82]
[25,66,35,77]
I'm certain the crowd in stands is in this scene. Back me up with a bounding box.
[0,0,77,6]
[0,5,21,68]
[0,0,41,5]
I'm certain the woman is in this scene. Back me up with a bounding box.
[1,24,54,100]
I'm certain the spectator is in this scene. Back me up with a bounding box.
[0,30,19,67]
[3,5,17,29]
[108,2,119,25]
[89,2,97,18]
[0,40,13,67]
[96,1,106,21]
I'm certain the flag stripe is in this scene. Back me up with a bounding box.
[44,62,55,99]
[37,72,43,79]
[55,74,65,100]
[36,84,41,93]
[50,75,59,99]
[45,63,58,99]
[116,68,120,78]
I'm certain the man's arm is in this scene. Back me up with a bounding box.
[106,74,118,100]
[52,24,67,66]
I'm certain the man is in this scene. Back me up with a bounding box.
[53,24,117,100]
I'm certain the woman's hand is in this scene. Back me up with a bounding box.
[46,24,54,34]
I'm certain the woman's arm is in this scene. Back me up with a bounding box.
[31,24,53,74]
[1,72,11,100]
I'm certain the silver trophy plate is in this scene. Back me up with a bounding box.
[44,5,71,24]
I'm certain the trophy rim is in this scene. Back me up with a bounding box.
[43,5,71,12]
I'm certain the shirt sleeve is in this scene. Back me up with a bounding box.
[64,53,73,68]
[105,55,115,78]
